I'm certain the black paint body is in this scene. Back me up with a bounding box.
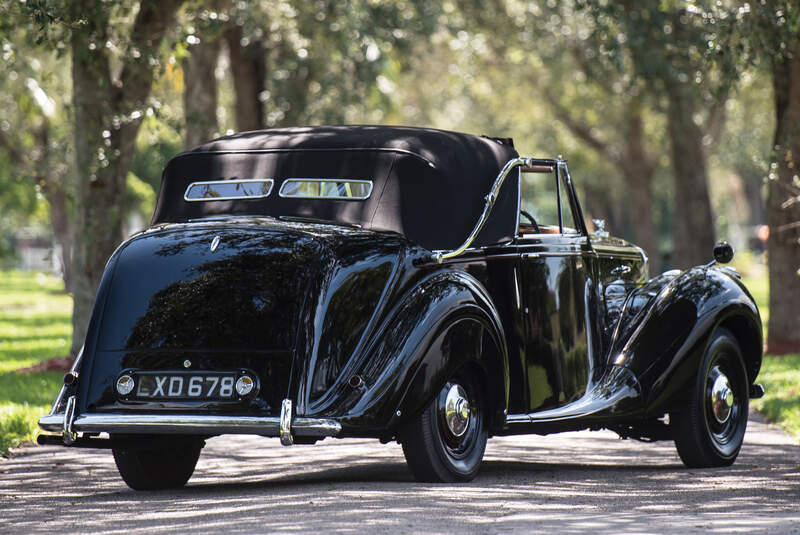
[69,127,763,443]
[74,221,762,440]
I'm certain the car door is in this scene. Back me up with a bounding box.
[517,162,595,413]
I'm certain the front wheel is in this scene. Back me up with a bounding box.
[112,435,204,490]
[672,328,749,468]
[399,370,488,482]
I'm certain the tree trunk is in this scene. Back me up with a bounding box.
[619,102,657,261]
[43,180,73,291]
[70,6,113,355]
[664,81,716,268]
[737,167,767,226]
[224,25,265,131]
[766,37,800,354]
[70,0,183,356]
[183,37,220,148]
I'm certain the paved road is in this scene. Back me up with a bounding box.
[1,411,798,534]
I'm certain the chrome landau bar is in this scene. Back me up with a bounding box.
[432,157,556,263]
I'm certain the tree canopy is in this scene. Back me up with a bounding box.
[1,0,797,352]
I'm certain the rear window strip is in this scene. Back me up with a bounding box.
[278,179,373,200]
[184,179,274,202]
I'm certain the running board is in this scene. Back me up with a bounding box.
[505,366,641,425]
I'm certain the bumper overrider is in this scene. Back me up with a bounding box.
[38,397,342,447]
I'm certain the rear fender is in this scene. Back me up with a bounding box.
[391,312,507,432]
[336,270,508,433]
[608,266,762,416]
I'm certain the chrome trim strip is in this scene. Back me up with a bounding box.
[277,178,373,200]
[426,251,520,266]
[39,413,342,438]
[62,395,77,445]
[504,413,531,424]
[522,251,584,259]
[280,398,294,445]
[184,179,274,202]
[595,253,644,261]
[433,157,538,263]
[593,245,643,257]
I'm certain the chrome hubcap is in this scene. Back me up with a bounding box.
[444,384,471,437]
[710,369,734,424]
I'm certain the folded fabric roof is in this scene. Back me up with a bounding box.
[152,125,520,251]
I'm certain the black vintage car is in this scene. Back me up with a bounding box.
[39,126,764,489]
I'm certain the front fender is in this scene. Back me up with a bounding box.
[608,266,762,416]
[332,270,509,435]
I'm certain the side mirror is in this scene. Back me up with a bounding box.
[713,241,734,264]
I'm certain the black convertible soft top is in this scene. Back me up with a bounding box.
[152,125,520,250]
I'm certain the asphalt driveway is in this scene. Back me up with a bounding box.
[1,410,798,534]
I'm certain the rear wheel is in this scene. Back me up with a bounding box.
[672,328,749,468]
[112,435,204,490]
[400,370,488,482]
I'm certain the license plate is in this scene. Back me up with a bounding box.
[132,372,237,400]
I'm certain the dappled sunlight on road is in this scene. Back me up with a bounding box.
[1,411,798,534]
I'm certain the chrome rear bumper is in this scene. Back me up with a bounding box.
[39,401,341,444]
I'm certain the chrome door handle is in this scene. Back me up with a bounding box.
[611,265,631,277]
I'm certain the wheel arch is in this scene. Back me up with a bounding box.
[391,310,508,434]
[612,267,762,417]
[332,269,509,435]
[715,311,763,384]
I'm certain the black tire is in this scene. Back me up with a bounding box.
[112,435,204,490]
[672,328,749,468]
[400,370,488,482]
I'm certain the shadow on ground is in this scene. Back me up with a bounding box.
[1,411,798,534]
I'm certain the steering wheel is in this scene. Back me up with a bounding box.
[520,210,540,233]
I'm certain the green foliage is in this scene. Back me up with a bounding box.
[125,172,157,228]
[131,116,184,193]
[737,0,800,67]
[0,269,71,455]
[572,0,743,99]
[225,0,442,126]
[0,10,75,267]
[752,354,800,442]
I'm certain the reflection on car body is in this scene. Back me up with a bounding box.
[39,126,763,489]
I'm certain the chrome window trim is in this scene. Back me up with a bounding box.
[514,166,522,237]
[277,178,374,200]
[517,157,585,238]
[184,178,275,202]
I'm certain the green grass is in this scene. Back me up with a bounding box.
[0,270,72,372]
[0,373,63,453]
[741,271,768,335]
[0,270,71,456]
[740,269,800,441]
[752,355,800,441]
